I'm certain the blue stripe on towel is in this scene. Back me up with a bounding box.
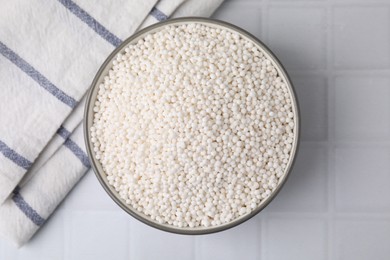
[0,41,77,108]
[58,0,122,47]
[57,125,72,140]
[150,7,168,21]
[0,140,32,170]
[12,188,45,226]
[64,139,91,168]
[57,126,90,168]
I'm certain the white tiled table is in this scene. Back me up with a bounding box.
[2,0,390,259]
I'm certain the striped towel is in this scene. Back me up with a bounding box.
[0,0,224,247]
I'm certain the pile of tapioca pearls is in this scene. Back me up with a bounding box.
[91,23,295,228]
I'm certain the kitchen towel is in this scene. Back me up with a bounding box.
[0,0,224,247]
[0,0,158,205]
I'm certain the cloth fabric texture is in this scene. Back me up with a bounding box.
[0,0,224,247]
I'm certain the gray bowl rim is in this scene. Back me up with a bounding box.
[84,17,301,235]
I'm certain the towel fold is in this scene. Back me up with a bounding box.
[0,0,224,247]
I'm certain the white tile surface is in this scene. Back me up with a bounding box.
[196,217,260,260]
[293,75,328,141]
[333,6,390,69]
[334,219,390,260]
[213,1,262,37]
[334,76,390,141]
[129,220,194,260]
[64,170,119,211]
[335,146,390,212]
[268,144,327,212]
[2,0,390,259]
[4,209,65,260]
[267,6,327,70]
[64,211,129,260]
[265,217,327,260]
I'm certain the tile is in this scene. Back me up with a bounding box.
[334,76,390,141]
[196,217,259,260]
[292,75,327,141]
[334,219,390,260]
[333,6,390,69]
[267,144,327,212]
[1,243,17,260]
[2,210,65,260]
[267,7,326,70]
[64,170,119,211]
[129,220,194,260]
[269,0,324,1]
[65,211,129,260]
[223,0,262,3]
[335,146,390,211]
[212,2,261,37]
[0,240,6,260]
[265,217,327,260]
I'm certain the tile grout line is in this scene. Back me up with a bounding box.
[266,210,390,218]
[193,235,199,260]
[128,221,134,259]
[63,210,70,260]
[59,213,66,260]
[301,139,390,148]
[289,69,390,75]
[263,0,390,5]
[126,219,131,259]
[326,1,336,259]
[261,0,268,43]
[386,8,390,152]
[260,213,267,260]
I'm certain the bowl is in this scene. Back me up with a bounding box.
[84,17,300,234]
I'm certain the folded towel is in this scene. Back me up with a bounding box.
[0,0,224,247]
[0,0,159,204]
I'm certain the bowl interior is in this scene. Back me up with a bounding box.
[84,17,300,234]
